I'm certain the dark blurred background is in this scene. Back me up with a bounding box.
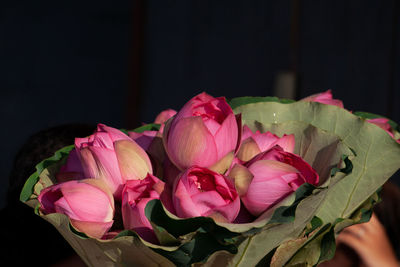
[1,0,400,209]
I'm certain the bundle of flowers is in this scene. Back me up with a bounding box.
[20,91,400,266]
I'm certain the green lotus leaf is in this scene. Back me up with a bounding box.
[19,144,74,204]
[38,212,176,266]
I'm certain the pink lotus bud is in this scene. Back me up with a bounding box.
[74,124,153,199]
[172,166,240,223]
[121,174,166,243]
[38,179,115,239]
[301,90,344,108]
[153,109,177,134]
[163,92,240,172]
[129,130,167,178]
[233,146,319,217]
[154,109,177,124]
[56,149,85,182]
[128,130,158,151]
[237,125,295,162]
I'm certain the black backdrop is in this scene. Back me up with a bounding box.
[1,0,400,209]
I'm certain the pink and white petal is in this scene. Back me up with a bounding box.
[209,151,235,174]
[214,113,239,160]
[128,130,158,151]
[154,109,177,124]
[318,98,344,108]
[281,153,319,185]
[227,164,254,196]
[70,219,113,239]
[241,125,256,141]
[38,185,61,214]
[172,93,213,121]
[89,146,124,195]
[236,138,261,162]
[203,118,221,136]
[248,159,299,182]
[252,132,279,151]
[211,196,241,222]
[114,139,153,181]
[167,117,218,169]
[83,178,115,211]
[274,134,295,153]
[190,191,227,215]
[92,132,114,150]
[75,137,90,149]
[59,182,114,222]
[243,179,293,216]
[213,96,234,116]
[97,124,131,142]
[78,147,98,179]
[173,181,201,218]
[123,198,153,230]
[302,90,344,108]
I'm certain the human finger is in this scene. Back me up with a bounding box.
[340,224,368,239]
[336,231,364,251]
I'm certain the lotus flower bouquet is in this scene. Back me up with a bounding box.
[20,91,400,266]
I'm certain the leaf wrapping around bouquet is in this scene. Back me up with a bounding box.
[144,199,240,266]
[20,144,75,206]
[234,101,400,224]
[41,213,176,267]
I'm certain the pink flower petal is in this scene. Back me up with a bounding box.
[214,113,239,160]
[173,166,240,222]
[128,130,158,151]
[58,181,114,222]
[243,177,293,216]
[77,147,98,178]
[166,117,218,169]
[190,191,227,215]
[154,109,177,124]
[274,134,295,153]
[88,146,124,196]
[227,164,254,196]
[173,180,201,218]
[97,124,131,142]
[301,90,344,108]
[241,125,255,141]
[114,139,153,182]
[91,132,114,150]
[70,220,113,239]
